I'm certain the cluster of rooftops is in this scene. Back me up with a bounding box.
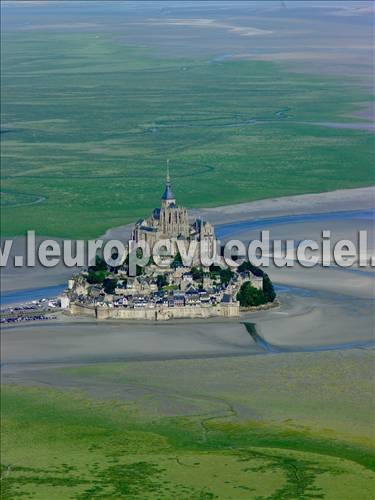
[64,165,264,313]
[67,266,261,310]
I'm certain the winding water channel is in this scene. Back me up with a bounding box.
[244,322,375,353]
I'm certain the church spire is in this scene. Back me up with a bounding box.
[166,159,170,184]
[161,159,175,205]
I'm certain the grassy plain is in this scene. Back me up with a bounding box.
[1,31,374,238]
[2,350,374,498]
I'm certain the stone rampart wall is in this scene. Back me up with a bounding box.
[70,302,239,321]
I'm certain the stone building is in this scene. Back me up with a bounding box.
[132,162,215,260]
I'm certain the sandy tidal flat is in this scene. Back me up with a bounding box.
[1,187,375,499]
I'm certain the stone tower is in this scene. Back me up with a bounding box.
[159,161,189,238]
[132,160,216,257]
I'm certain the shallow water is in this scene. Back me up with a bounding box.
[1,284,66,307]
[216,209,375,238]
[1,209,373,305]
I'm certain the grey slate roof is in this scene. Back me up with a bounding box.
[161,183,175,201]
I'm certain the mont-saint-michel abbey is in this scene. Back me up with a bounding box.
[132,162,215,259]
[2,3,373,498]
[65,164,269,321]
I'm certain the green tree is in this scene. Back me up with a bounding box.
[191,266,203,281]
[171,252,183,269]
[209,265,221,275]
[238,260,264,277]
[156,274,168,289]
[237,282,266,307]
[87,270,107,284]
[88,255,108,272]
[219,268,234,285]
[103,277,118,294]
[263,274,276,303]
[209,265,234,285]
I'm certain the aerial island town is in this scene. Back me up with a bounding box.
[62,166,276,321]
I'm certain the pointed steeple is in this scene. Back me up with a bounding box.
[161,159,175,205]
[166,158,170,184]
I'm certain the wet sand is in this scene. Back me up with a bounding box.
[2,283,373,377]
[246,290,374,347]
[1,319,264,371]
[1,186,374,457]
[1,186,374,372]
[0,236,77,294]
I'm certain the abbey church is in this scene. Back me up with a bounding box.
[65,162,261,320]
[132,163,216,254]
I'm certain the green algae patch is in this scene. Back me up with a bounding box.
[2,384,374,499]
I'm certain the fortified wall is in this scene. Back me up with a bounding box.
[69,302,239,321]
